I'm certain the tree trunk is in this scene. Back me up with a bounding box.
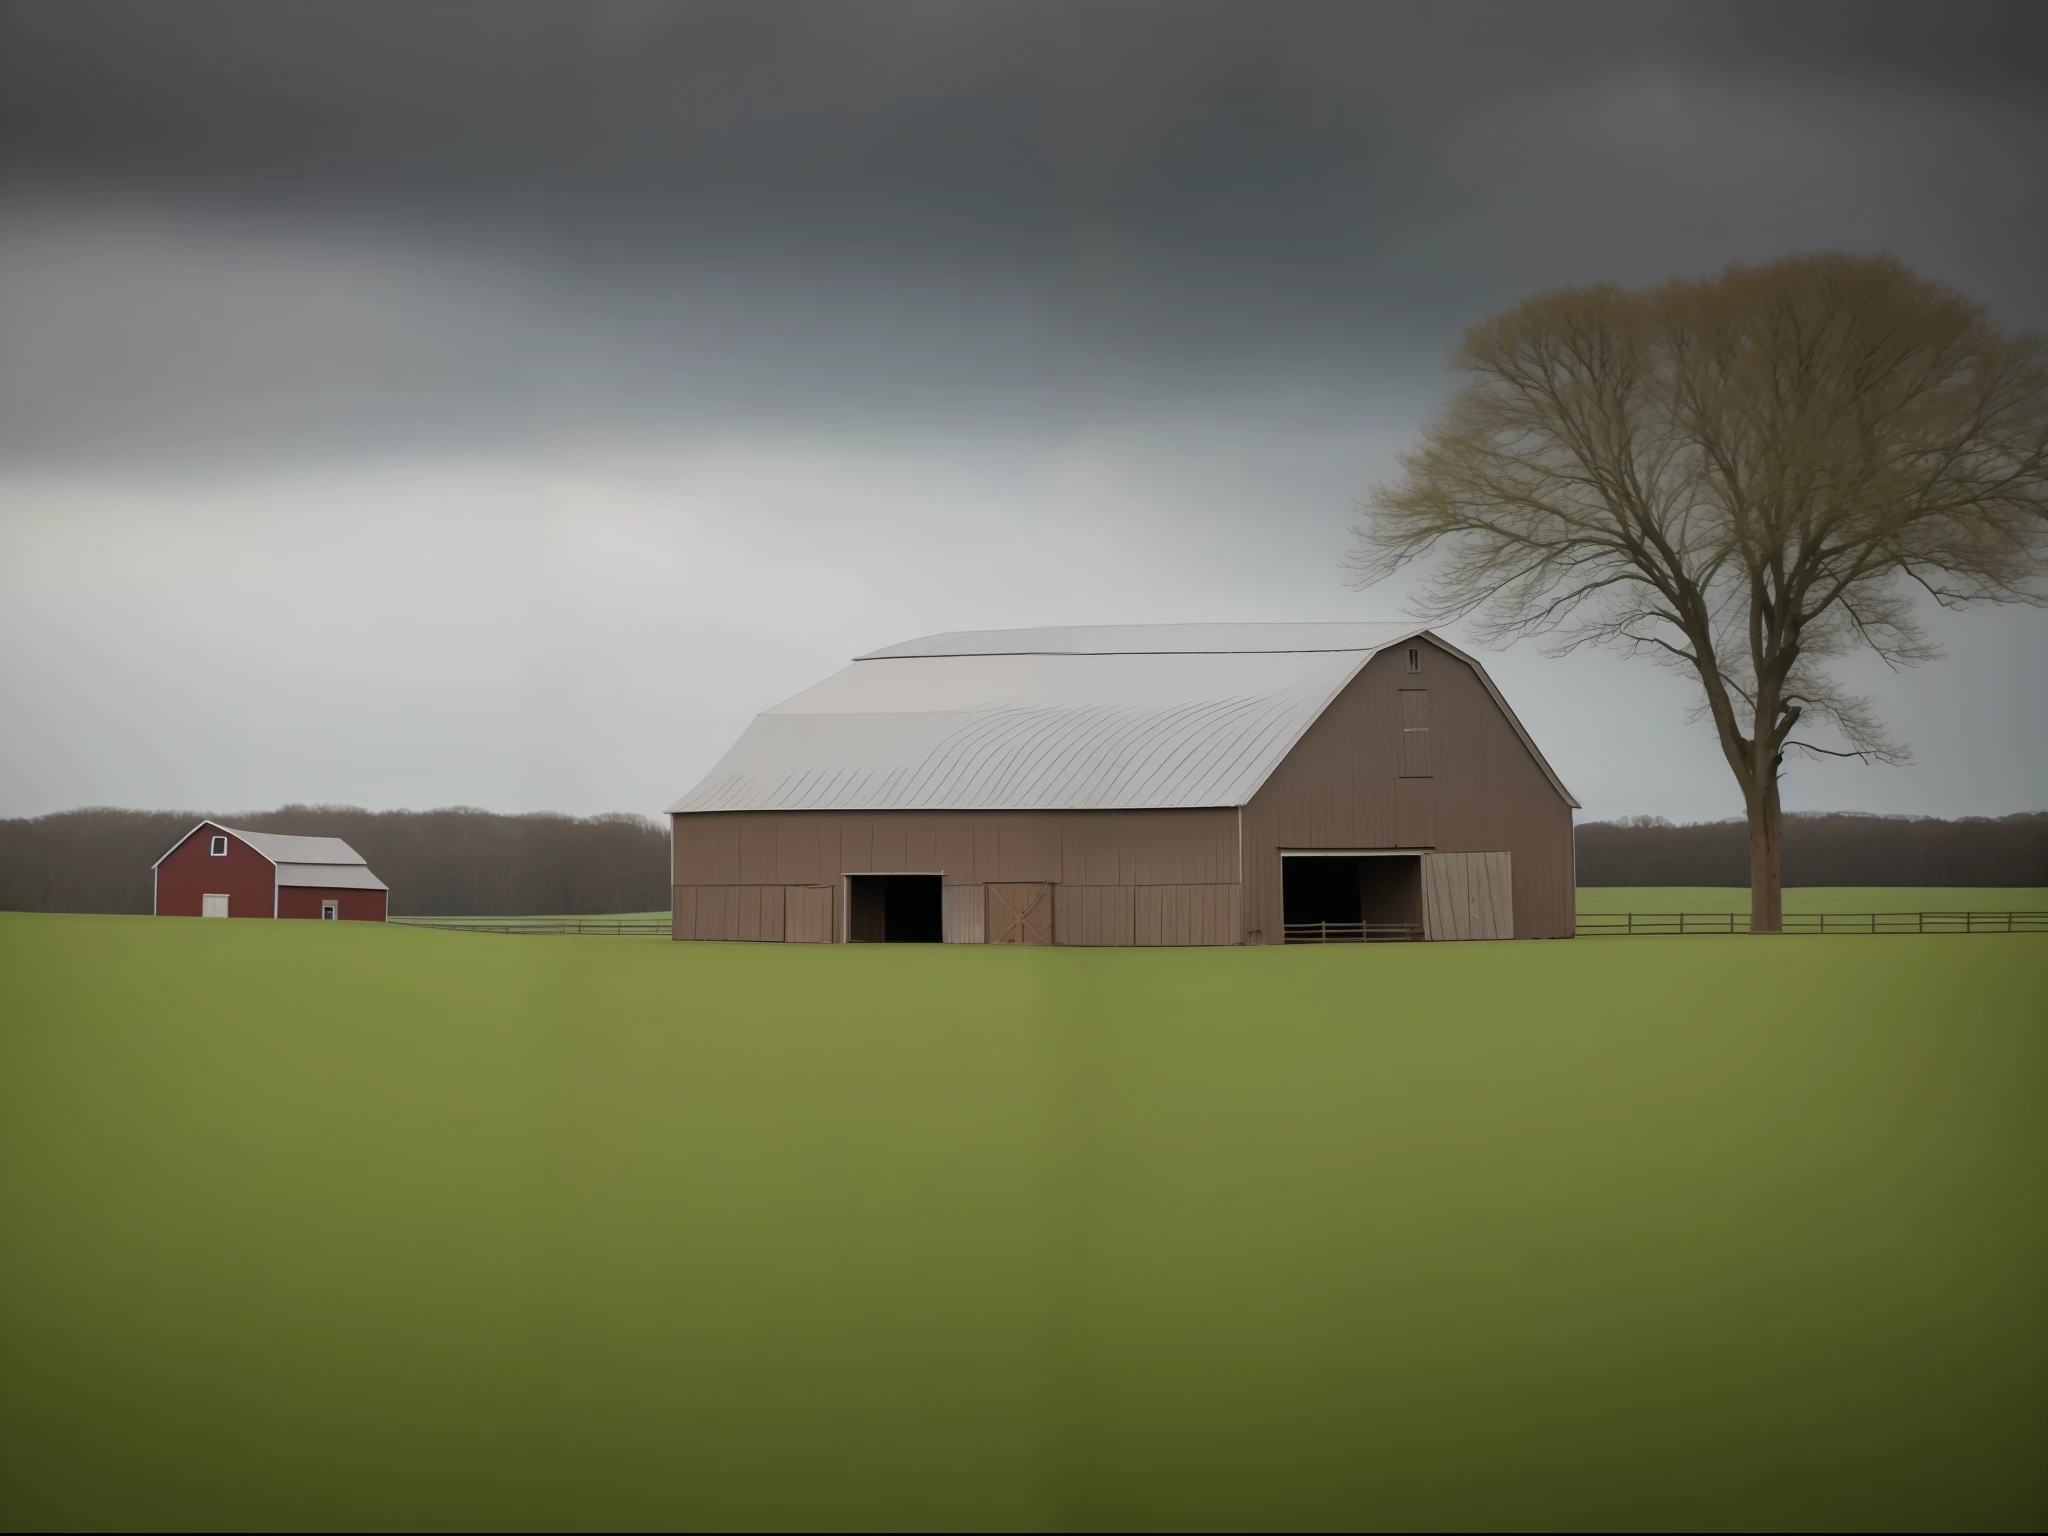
[1747,773,1784,934]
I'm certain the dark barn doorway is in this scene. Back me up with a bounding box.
[1282,854,1421,942]
[847,875,944,943]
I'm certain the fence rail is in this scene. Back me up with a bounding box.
[1283,921,1424,944]
[1578,910,2048,937]
[389,915,671,936]
[391,910,2044,940]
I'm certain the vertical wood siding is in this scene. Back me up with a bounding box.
[1421,851,1514,940]
[1133,883,1242,946]
[785,886,833,943]
[674,884,787,942]
[1056,884,1134,946]
[1394,779,1436,847]
[1240,641,1574,941]
[943,884,987,943]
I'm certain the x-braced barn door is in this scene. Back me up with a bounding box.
[986,883,1054,944]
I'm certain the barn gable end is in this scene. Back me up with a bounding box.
[1240,638,1576,941]
[153,822,278,919]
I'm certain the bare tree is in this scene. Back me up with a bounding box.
[1351,254,2048,931]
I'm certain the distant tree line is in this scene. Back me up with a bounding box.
[4,805,2040,914]
[0,805,672,916]
[1576,812,2048,888]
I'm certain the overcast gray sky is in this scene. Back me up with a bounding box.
[2,0,2044,823]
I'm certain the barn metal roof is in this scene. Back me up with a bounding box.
[671,622,1576,815]
[150,821,377,870]
[859,623,1428,659]
[221,827,369,866]
[274,862,389,891]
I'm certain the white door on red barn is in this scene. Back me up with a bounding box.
[201,894,229,918]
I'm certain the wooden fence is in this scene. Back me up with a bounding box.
[1577,910,2047,936]
[390,911,2043,940]
[388,915,671,936]
[1282,922,1424,944]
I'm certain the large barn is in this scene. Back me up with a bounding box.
[153,821,389,921]
[669,624,1577,945]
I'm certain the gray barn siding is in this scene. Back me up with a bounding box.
[672,807,1239,943]
[1239,641,1575,941]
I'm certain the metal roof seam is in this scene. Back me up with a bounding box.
[913,708,1046,808]
[968,704,1117,805]
[1136,693,1281,802]
[1114,693,1270,804]
[1089,702,1225,806]
[952,705,1084,796]
[1113,706,1238,805]
[896,709,1016,803]
[1204,688,1333,800]
[1014,703,1140,803]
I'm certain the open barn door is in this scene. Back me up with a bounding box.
[846,875,943,942]
[1421,853,1514,940]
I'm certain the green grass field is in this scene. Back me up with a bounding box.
[2,913,2044,1531]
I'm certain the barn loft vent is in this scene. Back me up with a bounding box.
[209,835,228,856]
[1406,647,1420,671]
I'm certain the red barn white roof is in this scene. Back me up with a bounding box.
[152,821,389,891]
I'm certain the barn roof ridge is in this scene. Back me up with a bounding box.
[857,621,1426,660]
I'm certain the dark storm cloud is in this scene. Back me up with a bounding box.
[2,0,2045,466]
[7,2,2044,196]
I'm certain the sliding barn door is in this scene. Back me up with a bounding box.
[1421,852,1514,940]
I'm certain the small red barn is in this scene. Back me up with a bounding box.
[152,821,389,921]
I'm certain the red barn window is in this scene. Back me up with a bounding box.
[209,835,228,856]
